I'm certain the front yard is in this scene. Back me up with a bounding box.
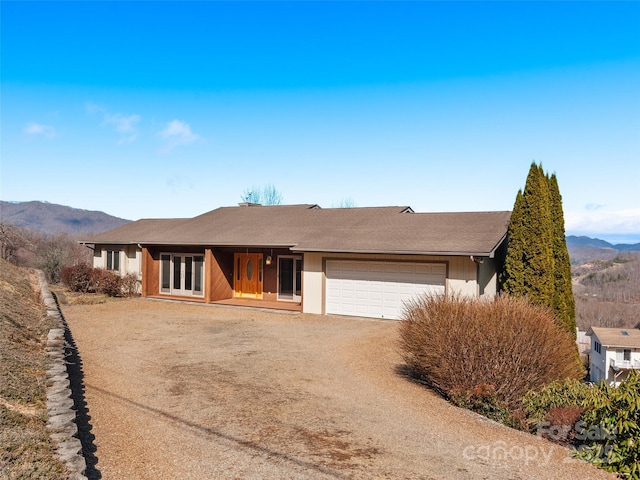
[61,298,615,479]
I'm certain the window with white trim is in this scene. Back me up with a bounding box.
[160,253,204,297]
[106,250,120,271]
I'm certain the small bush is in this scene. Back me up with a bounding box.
[522,378,591,427]
[61,264,124,297]
[574,371,640,478]
[120,273,140,297]
[543,406,584,444]
[91,269,122,297]
[450,382,517,426]
[61,263,94,293]
[399,294,584,412]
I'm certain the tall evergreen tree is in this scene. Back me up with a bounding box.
[521,163,554,306]
[500,189,526,295]
[548,173,576,337]
[501,163,575,338]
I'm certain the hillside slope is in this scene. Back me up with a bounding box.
[0,259,67,478]
[0,200,130,236]
[571,251,640,330]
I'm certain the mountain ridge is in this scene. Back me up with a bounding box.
[566,235,640,252]
[0,200,131,237]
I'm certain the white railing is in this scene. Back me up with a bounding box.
[610,359,640,370]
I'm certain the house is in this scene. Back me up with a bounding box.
[586,326,640,385]
[80,204,511,320]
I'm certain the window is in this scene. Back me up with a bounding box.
[106,250,120,271]
[594,341,601,355]
[185,257,193,291]
[278,255,302,302]
[159,253,205,297]
[624,349,631,362]
[193,256,203,293]
[161,255,171,292]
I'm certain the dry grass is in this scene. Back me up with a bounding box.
[399,294,585,412]
[0,259,67,479]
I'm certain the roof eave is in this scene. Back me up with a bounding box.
[487,232,509,259]
[290,247,496,256]
[88,241,298,248]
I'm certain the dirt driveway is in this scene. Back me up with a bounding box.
[61,298,613,480]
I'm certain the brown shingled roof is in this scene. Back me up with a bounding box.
[587,327,640,348]
[81,204,511,256]
[80,218,190,244]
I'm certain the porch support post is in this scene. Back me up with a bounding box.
[141,247,150,297]
[205,248,214,303]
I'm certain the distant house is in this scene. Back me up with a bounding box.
[80,204,510,320]
[586,326,640,385]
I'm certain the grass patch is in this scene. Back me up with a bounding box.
[0,259,67,479]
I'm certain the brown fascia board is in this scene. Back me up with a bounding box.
[289,247,498,257]
[131,242,298,248]
[79,240,139,245]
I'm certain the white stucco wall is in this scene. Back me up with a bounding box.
[590,334,640,385]
[92,248,103,269]
[589,336,607,383]
[301,252,484,315]
[93,244,142,277]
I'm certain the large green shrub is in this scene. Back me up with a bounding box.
[522,373,640,478]
[522,378,592,424]
[399,294,584,413]
[574,371,640,478]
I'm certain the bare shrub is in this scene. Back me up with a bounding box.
[61,263,94,293]
[399,294,584,412]
[543,406,583,444]
[120,273,140,297]
[90,269,122,297]
[61,264,125,297]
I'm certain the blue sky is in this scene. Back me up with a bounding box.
[2,1,639,243]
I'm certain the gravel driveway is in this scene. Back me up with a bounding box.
[61,298,614,480]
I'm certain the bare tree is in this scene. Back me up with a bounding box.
[0,222,30,263]
[241,184,283,205]
[332,197,357,208]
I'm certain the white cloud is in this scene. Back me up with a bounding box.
[103,113,141,133]
[93,109,141,144]
[23,122,56,139]
[157,119,201,153]
[565,207,640,235]
[116,134,139,146]
[584,203,605,211]
[85,102,106,115]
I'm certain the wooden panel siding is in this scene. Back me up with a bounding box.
[141,247,159,297]
[209,249,234,301]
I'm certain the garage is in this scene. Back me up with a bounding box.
[325,260,446,320]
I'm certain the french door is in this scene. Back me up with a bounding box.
[160,254,204,297]
[278,256,302,302]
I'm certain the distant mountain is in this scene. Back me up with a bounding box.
[0,201,130,237]
[566,235,640,252]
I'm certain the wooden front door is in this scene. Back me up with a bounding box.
[234,253,263,299]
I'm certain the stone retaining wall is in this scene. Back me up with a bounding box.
[37,271,88,480]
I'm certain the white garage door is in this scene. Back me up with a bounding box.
[325,260,446,320]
